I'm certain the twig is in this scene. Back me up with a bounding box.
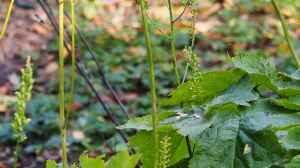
[271,0,300,68]
[172,0,190,23]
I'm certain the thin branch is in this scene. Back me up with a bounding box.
[0,0,15,39]
[172,0,190,23]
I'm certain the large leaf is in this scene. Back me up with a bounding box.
[162,114,214,139]
[206,77,259,109]
[161,69,245,105]
[239,129,285,168]
[232,53,300,96]
[80,155,105,168]
[129,126,189,168]
[105,150,141,168]
[189,118,240,168]
[240,100,300,131]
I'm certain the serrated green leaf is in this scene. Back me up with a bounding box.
[79,155,105,168]
[189,118,240,168]
[241,100,300,131]
[207,77,259,109]
[129,126,189,168]
[233,53,300,96]
[161,69,244,105]
[46,160,58,168]
[105,150,141,168]
[239,129,285,168]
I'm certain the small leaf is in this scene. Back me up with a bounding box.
[80,155,105,168]
[46,160,58,168]
[106,150,141,168]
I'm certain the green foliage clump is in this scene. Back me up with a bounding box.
[46,150,140,168]
[121,53,300,168]
[12,57,33,143]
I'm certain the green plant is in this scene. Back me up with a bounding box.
[11,56,33,168]
[167,0,180,85]
[46,150,141,168]
[58,0,68,167]
[158,136,171,168]
[138,0,159,167]
[0,0,14,39]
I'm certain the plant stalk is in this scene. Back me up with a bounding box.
[66,0,76,124]
[58,0,68,167]
[139,0,159,167]
[13,142,20,168]
[271,0,300,68]
[167,0,180,85]
[0,0,15,39]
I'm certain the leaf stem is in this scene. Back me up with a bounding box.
[139,0,159,167]
[0,0,15,39]
[58,0,68,167]
[271,0,300,68]
[167,0,180,85]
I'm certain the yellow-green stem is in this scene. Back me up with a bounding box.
[167,0,180,85]
[271,0,300,68]
[0,0,15,39]
[139,0,159,167]
[58,0,68,167]
[66,0,76,122]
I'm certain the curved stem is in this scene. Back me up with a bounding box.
[271,0,300,68]
[0,0,15,39]
[167,0,180,85]
[139,0,159,167]
[58,0,68,167]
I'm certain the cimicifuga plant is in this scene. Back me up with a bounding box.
[0,0,15,39]
[12,56,33,168]
[57,0,69,167]
[158,136,171,168]
[138,0,159,167]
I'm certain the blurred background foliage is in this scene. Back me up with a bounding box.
[0,0,300,167]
